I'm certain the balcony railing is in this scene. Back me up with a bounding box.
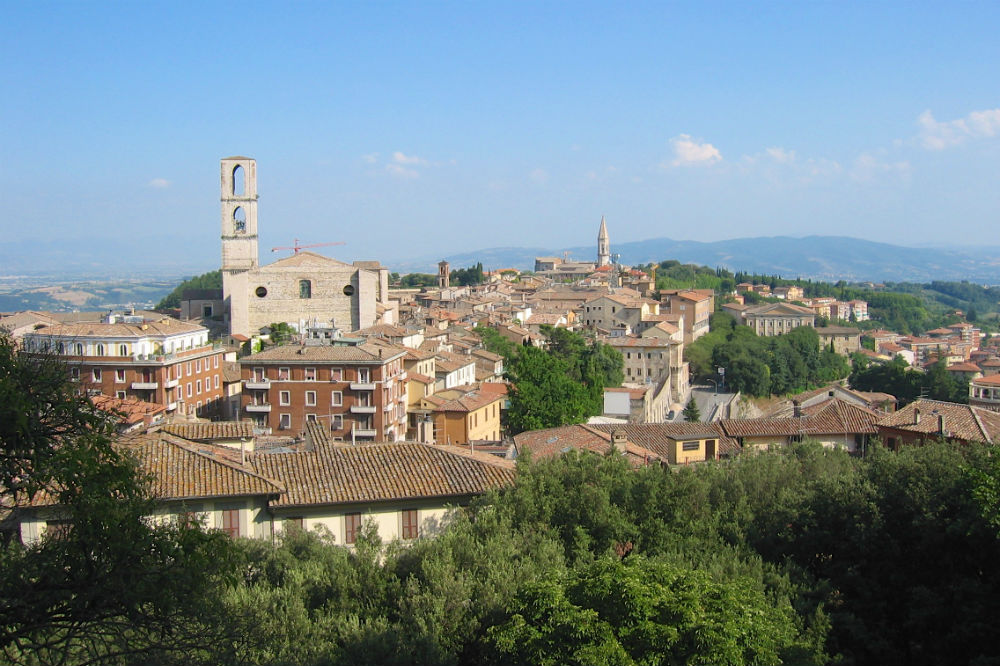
[350,405,377,414]
[246,403,272,413]
[244,379,271,389]
[350,382,376,391]
[164,378,179,389]
[131,382,158,390]
[352,428,377,438]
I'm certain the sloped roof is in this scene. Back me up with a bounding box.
[876,399,1000,444]
[722,401,879,438]
[266,250,354,269]
[512,424,664,465]
[250,440,515,508]
[242,342,403,363]
[160,421,255,441]
[587,423,740,458]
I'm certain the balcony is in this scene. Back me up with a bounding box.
[352,428,377,438]
[131,382,158,390]
[166,401,178,411]
[245,403,272,413]
[350,405,377,414]
[244,379,271,389]
[164,378,179,389]
[350,382,376,391]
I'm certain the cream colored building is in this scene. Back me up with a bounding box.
[219,157,393,338]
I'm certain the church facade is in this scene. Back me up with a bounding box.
[220,157,392,338]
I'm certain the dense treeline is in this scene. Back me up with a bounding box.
[685,313,849,396]
[155,270,222,309]
[849,355,969,406]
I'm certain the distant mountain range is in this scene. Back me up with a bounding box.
[4,235,1000,286]
[395,236,1000,285]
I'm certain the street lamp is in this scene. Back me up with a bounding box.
[707,378,718,394]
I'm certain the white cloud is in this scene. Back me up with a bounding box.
[850,151,910,183]
[147,178,170,188]
[529,168,549,184]
[385,163,419,179]
[918,108,1000,150]
[392,151,428,166]
[362,153,378,164]
[668,134,722,167]
[765,147,796,164]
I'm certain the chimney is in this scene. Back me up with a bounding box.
[914,407,921,425]
[938,414,946,436]
[611,430,628,447]
[792,400,802,419]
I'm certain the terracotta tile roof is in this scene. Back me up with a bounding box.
[723,401,879,438]
[90,394,166,425]
[26,317,206,339]
[587,423,739,458]
[947,362,982,373]
[974,374,1000,386]
[160,421,255,441]
[222,361,242,383]
[243,342,404,363]
[513,424,664,466]
[876,399,1000,444]
[269,250,353,269]
[427,388,504,413]
[408,372,435,384]
[250,441,515,508]
[28,432,283,507]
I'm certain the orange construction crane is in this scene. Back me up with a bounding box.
[271,239,346,254]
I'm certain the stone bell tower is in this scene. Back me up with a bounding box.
[220,157,259,334]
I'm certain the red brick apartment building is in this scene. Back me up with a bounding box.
[240,343,408,441]
[22,315,224,417]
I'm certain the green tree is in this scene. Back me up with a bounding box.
[0,334,236,665]
[682,397,701,422]
[505,346,594,434]
[155,270,222,310]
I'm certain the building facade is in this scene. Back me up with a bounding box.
[240,342,408,441]
[23,315,224,417]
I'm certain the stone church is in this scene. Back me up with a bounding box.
[220,157,393,338]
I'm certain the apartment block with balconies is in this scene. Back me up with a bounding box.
[239,342,408,441]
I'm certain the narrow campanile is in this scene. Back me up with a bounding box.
[597,215,611,267]
[221,157,259,334]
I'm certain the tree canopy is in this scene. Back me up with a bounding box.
[155,270,221,310]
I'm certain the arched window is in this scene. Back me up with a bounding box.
[119,344,128,356]
[299,279,312,299]
[232,165,245,196]
[96,344,105,356]
[233,207,246,233]
[57,342,65,354]
[75,343,83,355]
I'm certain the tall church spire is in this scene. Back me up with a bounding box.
[597,215,611,267]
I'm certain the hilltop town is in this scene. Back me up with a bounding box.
[5,158,1000,665]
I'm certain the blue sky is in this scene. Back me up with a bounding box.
[2,2,999,271]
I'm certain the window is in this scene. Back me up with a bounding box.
[279,413,291,430]
[306,414,317,423]
[116,391,126,399]
[196,379,202,394]
[286,517,304,531]
[186,362,192,375]
[115,368,126,383]
[222,509,240,538]
[214,375,220,389]
[299,279,312,299]
[331,414,343,430]
[278,367,290,380]
[402,509,418,539]
[305,367,316,381]
[70,367,80,380]
[93,368,103,382]
[279,391,291,406]
[177,365,183,379]
[96,344,105,356]
[681,441,700,451]
[305,391,316,406]
[203,304,213,317]
[331,368,343,381]
[187,382,192,398]
[196,359,201,372]
[357,368,370,383]
[332,391,343,406]
[213,355,219,369]
[75,343,83,355]
[196,400,202,412]
[345,512,362,544]
[119,344,128,356]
